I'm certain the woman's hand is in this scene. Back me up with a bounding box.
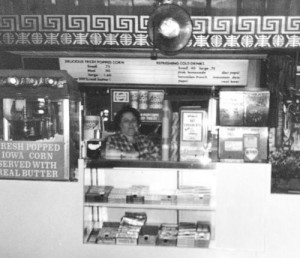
[104,148,139,160]
[122,151,139,160]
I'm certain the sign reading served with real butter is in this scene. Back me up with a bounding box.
[0,141,65,180]
[59,58,248,86]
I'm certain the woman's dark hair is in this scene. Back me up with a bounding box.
[114,105,141,131]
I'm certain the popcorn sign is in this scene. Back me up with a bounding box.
[0,141,66,180]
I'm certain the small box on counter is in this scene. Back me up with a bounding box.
[244,91,270,126]
[126,195,145,204]
[160,195,177,205]
[195,221,211,248]
[116,229,140,245]
[157,223,178,247]
[144,194,161,204]
[219,91,244,126]
[116,212,147,245]
[138,225,159,246]
[177,222,196,248]
[96,225,119,245]
[108,188,129,203]
[219,126,268,162]
[219,90,270,127]
[176,186,211,206]
[85,185,113,203]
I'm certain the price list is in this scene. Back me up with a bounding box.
[59,58,249,86]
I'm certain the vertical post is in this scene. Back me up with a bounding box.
[3,99,11,141]
[63,99,70,179]
[236,0,243,15]
[247,59,261,89]
[206,0,211,15]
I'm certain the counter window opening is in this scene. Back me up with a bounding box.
[82,86,216,166]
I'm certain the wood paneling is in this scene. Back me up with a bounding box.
[1,0,300,16]
[239,0,266,16]
[211,0,237,16]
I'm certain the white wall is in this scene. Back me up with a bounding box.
[0,163,298,258]
[259,194,300,258]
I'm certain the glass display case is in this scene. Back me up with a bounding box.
[0,70,81,181]
[83,162,216,248]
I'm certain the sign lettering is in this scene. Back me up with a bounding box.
[59,58,249,86]
[0,141,65,180]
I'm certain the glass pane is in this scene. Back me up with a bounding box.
[0,99,3,140]
[3,98,64,141]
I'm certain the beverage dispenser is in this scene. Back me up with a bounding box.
[0,70,81,181]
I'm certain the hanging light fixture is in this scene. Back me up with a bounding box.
[147,3,193,56]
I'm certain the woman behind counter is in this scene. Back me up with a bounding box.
[104,105,160,160]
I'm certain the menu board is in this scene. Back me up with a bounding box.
[59,58,249,86]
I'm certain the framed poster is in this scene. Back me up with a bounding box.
[179,107,208,161]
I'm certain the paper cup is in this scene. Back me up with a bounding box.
[130,90,139,109]
[149,91,164,109]
[84,115,99,140]
[139,90,148,110]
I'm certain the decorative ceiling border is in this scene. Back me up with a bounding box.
[0,15,300,49]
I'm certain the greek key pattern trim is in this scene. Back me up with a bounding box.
[1,15,300,49]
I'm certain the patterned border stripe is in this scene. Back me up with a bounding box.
[90,16,111,33]
[0,15,300,49]
[284,16,300,33]
[40,15,65,32]
[0,16,18,32]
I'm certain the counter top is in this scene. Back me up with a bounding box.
[86,159,216,169]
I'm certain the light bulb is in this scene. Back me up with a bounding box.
[158,18,180,38]
[7,77,19,86]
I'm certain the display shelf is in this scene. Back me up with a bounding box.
[84,201,216,211]
[83,165,216,249]
[83,221,216,248]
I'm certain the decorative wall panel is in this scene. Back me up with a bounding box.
[1,15,300,49]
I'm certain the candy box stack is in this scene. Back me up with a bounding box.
[96,222,120,245]
[177,222,197,248]
[85,185,113,202]
[138,225,159,246]
[108,187,130,203]
[116,212,147,245]
[157,223,178,246]
[176,186,211,206]
[194,221,211,248]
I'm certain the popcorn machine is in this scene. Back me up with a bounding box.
[0,70,81,181]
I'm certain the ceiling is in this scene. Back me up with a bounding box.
[1,0,300,16]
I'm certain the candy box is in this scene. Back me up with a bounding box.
[85,185,113,202]
[194,221,211,248]
[138,225,159,246]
